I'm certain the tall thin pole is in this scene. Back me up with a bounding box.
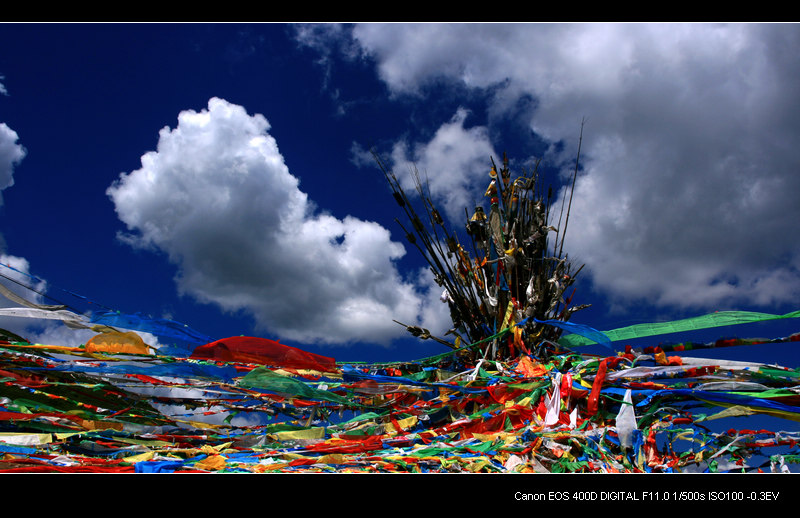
[558,117,585,258]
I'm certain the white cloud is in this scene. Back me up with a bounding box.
[107,97,449,346]
[0,122,26,201]
[388,107,497,223]
[321,22,800,312]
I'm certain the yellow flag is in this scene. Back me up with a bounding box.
[195,454,227,471]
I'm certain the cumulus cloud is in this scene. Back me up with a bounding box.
[388,107,498,223]
[0,122,26,202]
[107,97,450,346]
[314,22,800,312]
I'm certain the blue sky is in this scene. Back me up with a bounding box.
[1,23,799,365]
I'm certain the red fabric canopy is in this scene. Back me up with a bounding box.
[190,336,338,373]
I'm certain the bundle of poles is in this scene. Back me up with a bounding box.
[373,132,590,363]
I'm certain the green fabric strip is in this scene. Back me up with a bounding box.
[239,367,353,405]
[559,310,800,347]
